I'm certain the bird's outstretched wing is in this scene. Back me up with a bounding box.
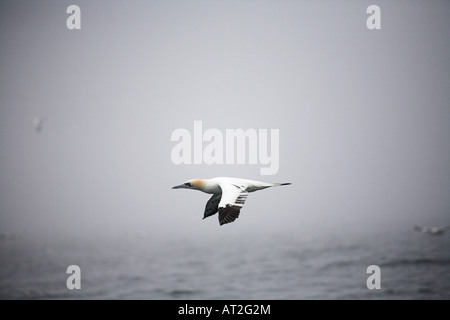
[218,183,248,226]
[203,193,221,219]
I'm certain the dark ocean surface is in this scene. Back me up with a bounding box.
[0,230,449,300]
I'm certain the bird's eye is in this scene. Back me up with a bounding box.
[184,182,192,187]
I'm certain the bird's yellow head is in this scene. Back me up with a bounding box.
[172,179,204,190]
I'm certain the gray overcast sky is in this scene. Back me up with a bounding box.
[0,0,449,240]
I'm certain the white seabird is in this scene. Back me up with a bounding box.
[172,177,291,226]
[33,117,45,133]
[414,225,450,236]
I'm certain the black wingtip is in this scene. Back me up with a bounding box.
[218,205,240,226]
[280,183,292,186]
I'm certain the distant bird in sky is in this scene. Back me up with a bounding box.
[172,177,291,226]
[414,225,450,236]
[33,117,45,133]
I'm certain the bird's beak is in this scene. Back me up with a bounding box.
[172,184,188,189]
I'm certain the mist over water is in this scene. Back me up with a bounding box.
[0,1,449,299]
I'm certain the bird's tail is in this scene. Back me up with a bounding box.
[273,183,292,186]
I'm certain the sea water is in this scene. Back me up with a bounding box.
[0,230,449,299]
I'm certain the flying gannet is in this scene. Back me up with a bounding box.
[172,177,291,226]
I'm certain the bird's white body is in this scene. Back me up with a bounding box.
[172,177,291,226]
[195,177,277,194]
